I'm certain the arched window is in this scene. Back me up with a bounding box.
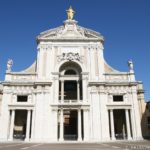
[65,69,76,75]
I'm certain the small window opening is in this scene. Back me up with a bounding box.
[113,95,123,102]
[17,96,28,102]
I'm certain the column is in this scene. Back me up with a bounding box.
[78,108,82,141]
[61,80,64,103]
[83,109,89,141]
[82,76,87,102]
[25,110,31,141]
[77,80,80,102]
[31,109,35,139]
[53,74,59,103]
[59,108,64,141]
[8,110,15,141]
[125,109,132,140]
[130,109,136,139]
[110,109,115,140]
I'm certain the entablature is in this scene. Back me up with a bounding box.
[88,81,138,86]
[106,104,132,110]
[51,104,90,111]
[2,81,52,86]
[88,83,138,95]
[51,99,90,108]
[8,103,34,110]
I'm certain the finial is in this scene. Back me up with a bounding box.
[66,6,75,20]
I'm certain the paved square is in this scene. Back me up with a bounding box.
[0,141,150,150]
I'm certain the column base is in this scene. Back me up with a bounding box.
[127,137,132,140]
[59,138,64,142]
[133,136,143,140]
[8,138,13,141]
[78,138,82,142]
[111,137,116,140]
[25,138,30,142]
[83,138,89,142]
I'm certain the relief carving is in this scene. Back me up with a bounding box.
[57,52,82,62]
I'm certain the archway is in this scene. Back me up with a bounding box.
[58,61,83,141]
[59,61,83,101]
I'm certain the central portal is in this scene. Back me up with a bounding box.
[64,110,77,140]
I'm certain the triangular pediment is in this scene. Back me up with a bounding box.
[37,20,104,41]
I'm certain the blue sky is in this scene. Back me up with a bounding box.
[0,0,150,101]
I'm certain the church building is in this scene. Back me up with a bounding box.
[0,7,145,142]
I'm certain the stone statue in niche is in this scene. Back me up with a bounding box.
[6,59,13,72]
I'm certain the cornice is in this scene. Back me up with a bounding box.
[2,81,52,86]
[5,72,36,76]
[37,38,103,43]
[88,81,138,86]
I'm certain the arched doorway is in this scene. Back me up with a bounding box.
[59,62,83,102]
[58,62,83,141]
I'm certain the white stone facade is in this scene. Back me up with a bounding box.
[0,17,143,142]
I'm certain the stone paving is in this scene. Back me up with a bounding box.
[0,141,150,150]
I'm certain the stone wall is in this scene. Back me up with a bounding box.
[137,82,150,138]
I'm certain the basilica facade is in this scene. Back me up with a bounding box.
[0,7,145,142]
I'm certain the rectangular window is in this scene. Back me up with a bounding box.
[113,95,123,102]
[17,96,28,102]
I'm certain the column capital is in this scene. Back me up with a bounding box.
[83,108,89,112]
[52,108,59,111]
[60,107,64,110]
[78,107,81,111]
[9,108,15,111]
[110,109,114,112]
[27,109,32,111]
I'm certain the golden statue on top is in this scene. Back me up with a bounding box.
[66,6,75,20]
